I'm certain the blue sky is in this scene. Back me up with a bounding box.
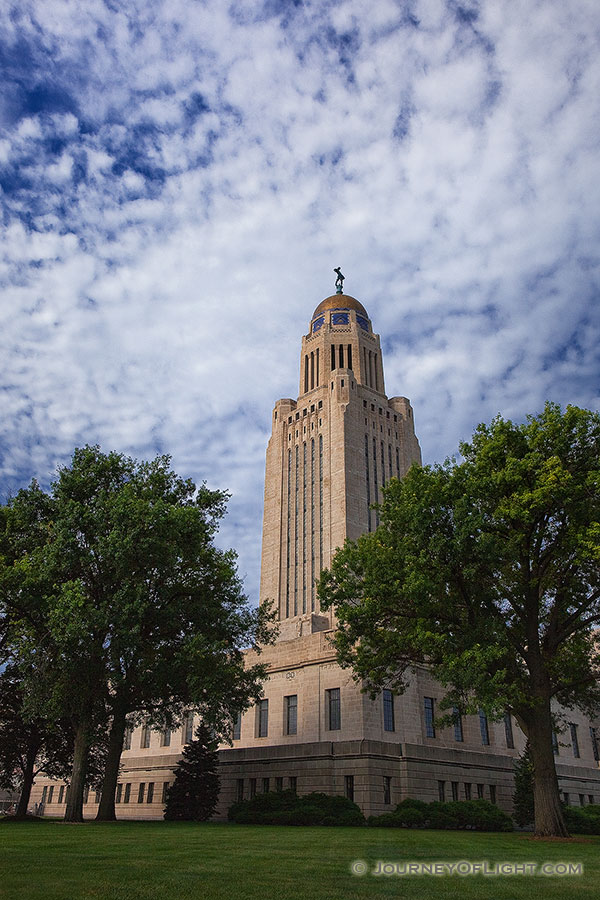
[1,0,599,604]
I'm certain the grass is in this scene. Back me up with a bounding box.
[1,820,599,900]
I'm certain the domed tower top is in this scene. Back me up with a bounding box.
[311,294,369,320]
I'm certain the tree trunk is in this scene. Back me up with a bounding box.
[64,722,90,823]
[16,744,38,817]
[96,701,128,821]
[519,697,569,837]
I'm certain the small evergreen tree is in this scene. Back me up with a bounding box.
[513,741,534,827]
[164,724,220,821]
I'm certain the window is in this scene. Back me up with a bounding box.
[383,776,391,805]
[464,783,472,800]
[275,777,283,792]
[563,792,570,805]
[162,782,170,804]
[147,782,154,803]
[477,784,484,799]
[262,778,270,794]
[570,723,580,758]
[58,785,64,804]
[327,688,341,731]
[123,725,133,750]
[344,775,354,802]
[183,713,194,745]
[116,784,122,804]
[258,699,269,737]
[249,778,257,799]
[236,779,244,803]
[424,697,435,738]
[451,782,459,801]
[94,789,101,804]
[591,726,599,761]
[552,731,559,755]
[233,711,242,741]
[124,783,131,803]
[453,707,463,742]
[589,794,595,805]
[479,709,490,745]
[82,786,89,804]
[489,784,497,804]
[138,783,145,803]
[160,728,171,748]
[140,725,150,749]
[438,781,445,802]
[579,794,585,807]
[289,776,297,793]
[48,786,54,804]
[504,713,514,749]
[285,695,297,735]
[41,786,47,803]
[383,690,395,732]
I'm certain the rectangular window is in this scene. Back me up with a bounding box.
[552,731,559,755]
[589,794,595,805]
[489,784,497,804]
[275,777,283,792]
[479,709,490,745]
[183,713,194,745]
[162,782,170,804]
[47,786,54,804]
[451,781,459,801]
[161,728,171,748]
[327,688,341,731]
[464,783,472,800]
[285,695,297,735]
[344,775,354,802]
[570,723,580,758]
[591,726,599,761]
[146,782,154,803]
[383,690,395,732]
[233,710,242,741]
[504,713,514,749]
[383,776,391,805]
[249,778,256,799]
[116,783,123,804]
[477,784,484,799]
[41,786,47,803]
[258,699,269,737]
[289,776,297,793]
[236,779,244,803]
[424,697,435,738]
[438,781,445,802]
[58,785,64,804]
[453,707,463,742]
[123,725,133,750]
[262,778,270,794]
[138,783,145,804]
[579,794,585,807]
[124,783,131,803]
[140,725,150,749]
[563,792,570,805]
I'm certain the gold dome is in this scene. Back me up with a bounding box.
[312,294,369,320]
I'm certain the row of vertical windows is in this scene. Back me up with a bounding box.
[303,349,320,392]
[284,438,324,619]
[41,782,171,806]
[330,344,353,372]
[236,776,297,802]
[363,347,379,389]
[439,781,497,804]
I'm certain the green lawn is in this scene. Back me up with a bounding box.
[1,821,598,900]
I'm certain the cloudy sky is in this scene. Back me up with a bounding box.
[1,0,599,603]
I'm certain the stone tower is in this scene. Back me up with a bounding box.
[259,287,421,639]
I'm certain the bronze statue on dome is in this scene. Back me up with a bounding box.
[334,267,344,294]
